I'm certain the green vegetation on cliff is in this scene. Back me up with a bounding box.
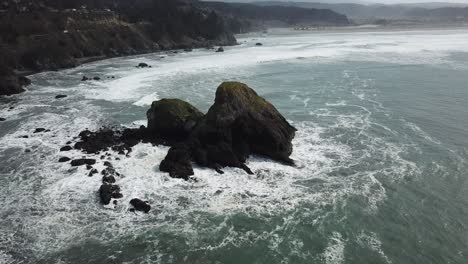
[0,0,237,95]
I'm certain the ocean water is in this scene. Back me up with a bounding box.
[0,28,467,264]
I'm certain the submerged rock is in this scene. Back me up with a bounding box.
[81,76,89,81]
[255,43,263,46]
[137,62,149,68]
[55,95,67,99]
[216,47,224,52]
[147,99,203,140]
[34,128,46,133]
[0,118,5,122]
[130,198,151,213]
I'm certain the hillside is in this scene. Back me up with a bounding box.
[254,1,468,22]
[0,0,352,96]
[198,1,350,32]
[0,0,237,95]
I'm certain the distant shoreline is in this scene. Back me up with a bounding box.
[238,24,468,37]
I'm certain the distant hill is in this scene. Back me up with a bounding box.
[252,1,468,22]
[198,1,350,32]
[408,6,468,21]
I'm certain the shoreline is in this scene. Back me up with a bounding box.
[11,24,468,94]
[238,24,468,37]
[9,42,235,93]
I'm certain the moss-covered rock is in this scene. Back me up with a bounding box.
[200,81,296,164]
[159,82,296,179]
[147,99,204,139]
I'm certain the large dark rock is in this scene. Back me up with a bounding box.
[71,158,96,167]
[201,81,296,164]
[130,198,151,213]
[147,99,203,140]
[159,82,296,179]
[99,184,122,205]
[159,143,194,180]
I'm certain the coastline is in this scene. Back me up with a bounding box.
[2,40,236,97]
[238,23,468,37]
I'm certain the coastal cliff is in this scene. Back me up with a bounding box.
[0,0,237,95]
[0,0,352,96]
[197,1,350,33]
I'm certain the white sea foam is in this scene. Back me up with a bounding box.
[323,232,345,264]
[357,231,392,264]
[67,29,468,106]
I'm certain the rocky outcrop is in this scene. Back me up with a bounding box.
[147,99,204,140]
[72,82,295,180]
[198,1,350,33]
[159,82,296,179]
[130,199,151,213]
[68,82,295,211]
[0,0,238,96]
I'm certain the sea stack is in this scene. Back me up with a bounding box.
[159,82,296,179]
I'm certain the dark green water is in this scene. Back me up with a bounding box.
[0,29,467,263]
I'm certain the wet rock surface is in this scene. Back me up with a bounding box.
[71,159,96,167]
[34,128,47,133]
[73,126,162,154]
[137,62,149,68]
[99,184,122,205]
[60,146,73,152]
[130,199,151,213]
[72,82,295,181]
[58,157,71,163]
[147,99,204,140]
[159,82,296,179]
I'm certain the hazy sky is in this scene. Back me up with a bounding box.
[214,0,468,3]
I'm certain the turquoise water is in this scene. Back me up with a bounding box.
[0,29,467,263]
